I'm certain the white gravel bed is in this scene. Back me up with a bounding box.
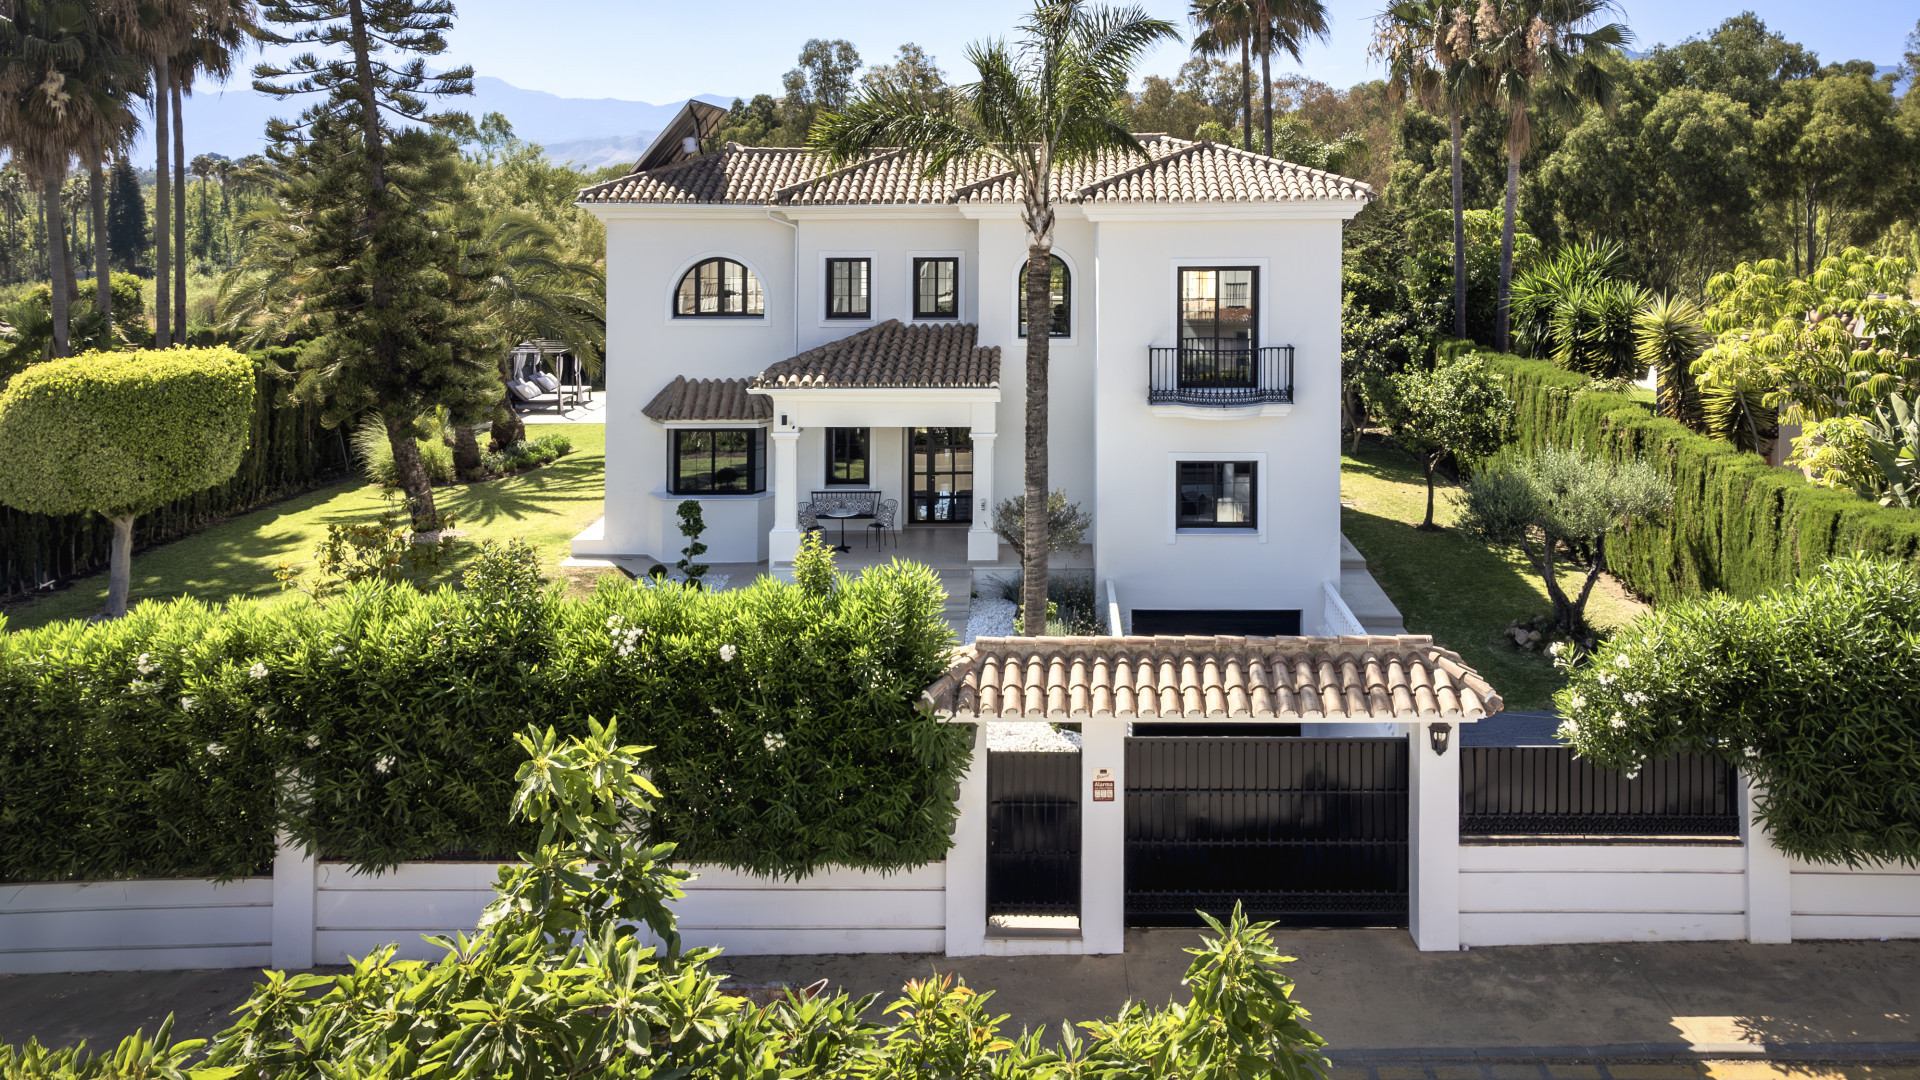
[984,723,1082,751]
[963,596,1016,643]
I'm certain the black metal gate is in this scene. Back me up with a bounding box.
[987,751,1081,916]
[1126,738,1408,927]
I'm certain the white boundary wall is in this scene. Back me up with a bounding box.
[1459,844,1749,946]
[0,878,273,974]
[1790,858,1920,940]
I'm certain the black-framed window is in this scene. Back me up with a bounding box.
[675,258,764,317]
[1015,255,1070,337]
[1177,461,1257,529]
[914,257,959,318]
[826,257,871,319]
[1179,267,1258,350]
[826,427,870,486]
[670,428,766,495]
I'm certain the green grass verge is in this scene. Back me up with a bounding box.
[1341,438,1647,711]
[3,425,606,632]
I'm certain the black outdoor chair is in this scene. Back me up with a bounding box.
[866,498,898,549]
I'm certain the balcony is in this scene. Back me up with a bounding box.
[1147,346,1294,414]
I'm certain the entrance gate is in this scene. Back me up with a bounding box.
[986,751,1081,917]
[1125,737,1408,927]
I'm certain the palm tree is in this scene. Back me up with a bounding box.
[1252,0,1330,155]
[812,0,1178,635]
[1372,0,1481,339]
[171,4,251,334]
[100,0,195,347]
[1191,0,1253,149]
[1476,0,1629,351]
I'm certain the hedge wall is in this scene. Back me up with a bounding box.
[0,552,971,883]
[0,346,354,601]
[1489,353,1920,604]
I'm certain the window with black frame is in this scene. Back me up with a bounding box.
[670,428,766,494]
[1176,461,1257,529]
[1178,268,1257,387]
[914,257,959,318]
[825,427,870,486]
[826,257,871,319]
[1015,256,1070,337]
[674,258,764,317]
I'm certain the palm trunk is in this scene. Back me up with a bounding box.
[90,144,111,348]
[1260,44,1273,155]
[1421,456,1438,529]
[1239,39,1252,150]
[173,75,188,336]
[1021,244,1052,636]
[106,513,136,618]
[1449,106,1466,340]
[44,172,70,357]
[384,412,438,524]
[154,54,171,348]
[1496,132,1521,352]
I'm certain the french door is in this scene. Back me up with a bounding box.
[909,427,973,524]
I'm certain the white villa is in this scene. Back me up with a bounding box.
[571,100,1373,635]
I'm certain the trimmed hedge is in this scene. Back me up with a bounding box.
[0,346,355,600]
[1489,352,1920,604]
[0,548,970,883]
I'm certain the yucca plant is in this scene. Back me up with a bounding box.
[1634,294,1709,431]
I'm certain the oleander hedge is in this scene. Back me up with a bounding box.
[1487,352,1920,605]
[0,545,970,883]
[0,346,355,600]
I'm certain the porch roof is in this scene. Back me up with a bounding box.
[922,635,1503,722]
[642,377,771,422]
[750,321,1000,391]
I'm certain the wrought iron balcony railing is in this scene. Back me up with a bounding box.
[1148,345,1294,408]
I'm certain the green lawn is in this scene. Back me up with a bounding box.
[1341,438,1647,711]
[2,425,607,633]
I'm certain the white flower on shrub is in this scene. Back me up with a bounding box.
[763,732,786,751]
[207,743,227,757]
[329,644,346,657]
[249,661,269,680]
[128,679,157,695]
[1614,653,1631,669]
[135,653,158,675]
[1596,672,1612,687]
[720,644,737,662]
[375,755,394,775]
[257,707,271,721]
[1568,693,1585,711]
[305,733,320,748]
[180,695,197,712]
[1609,713,1626,730]
[1623,691,1648,707]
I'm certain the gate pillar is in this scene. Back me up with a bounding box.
[1408,723,1461,951]
[1081,718,1127,954]
[945,725,989,957]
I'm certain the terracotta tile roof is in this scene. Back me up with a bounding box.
[641,377,772,423]
[579,136,1372,207]
[751,320,1000,390]
[922,635,1503,721]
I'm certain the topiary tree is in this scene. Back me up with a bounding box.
[1457,446,1673,634]
[1556,556,1920,867]
[991,489,1091,562]
[674,499,709,587]
[0,347,255,617]
[1364,352,1514,529]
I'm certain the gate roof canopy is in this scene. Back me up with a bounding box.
[922,635,1502,723]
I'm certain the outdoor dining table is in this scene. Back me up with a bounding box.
[818,505,861,552]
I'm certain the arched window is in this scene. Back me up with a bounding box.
[675,258,765,317]
[1015,255,1070,337]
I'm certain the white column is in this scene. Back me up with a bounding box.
[1744,777,1793,943]
[271,830,316,970]
[968,431,998,561]
[1080,717,1126,954]
[769,425,801,565]
[944,725,988,957]
[1407,721,1461,951]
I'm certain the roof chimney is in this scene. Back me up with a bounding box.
[682,136,701,155]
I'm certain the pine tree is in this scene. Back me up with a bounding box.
[251,0,493,524]
[106,158,148,273]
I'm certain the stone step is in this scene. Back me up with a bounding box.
[1340,533,1368,571]
[1339,566,1407,636]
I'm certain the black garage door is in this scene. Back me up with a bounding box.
[1130,609,1302,635]
[1125,737,1408,927]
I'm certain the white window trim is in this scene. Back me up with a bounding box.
[1166,452,1268,544]
[1013,248,1079,346]
[1162,257,1272,348]
[662,251,772,326]
[818,250,879,328]
[907,249,966,321]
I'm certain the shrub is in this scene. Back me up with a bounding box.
[0,544,968,881]
[0,347,256,616]
[991,489,1092,561]
[1557,556,1920,867]
[352,414,456,487]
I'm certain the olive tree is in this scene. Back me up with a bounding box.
[0,347,255,617]
[1457,446,1672,634]
[1365,353,1514,529]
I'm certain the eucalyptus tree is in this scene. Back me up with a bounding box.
[1477,0,1629,352]
[812,0,1179,634]
[1191,0,1253,149]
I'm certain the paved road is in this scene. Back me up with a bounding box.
[4,930,1916,1067]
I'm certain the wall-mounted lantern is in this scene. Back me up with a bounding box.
[1428,722,1452,756]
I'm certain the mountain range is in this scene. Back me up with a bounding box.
[130,76,735,170]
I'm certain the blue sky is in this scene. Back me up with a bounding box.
[379,0,1912,105]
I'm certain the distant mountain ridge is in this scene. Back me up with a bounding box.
[131,76,734,169]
